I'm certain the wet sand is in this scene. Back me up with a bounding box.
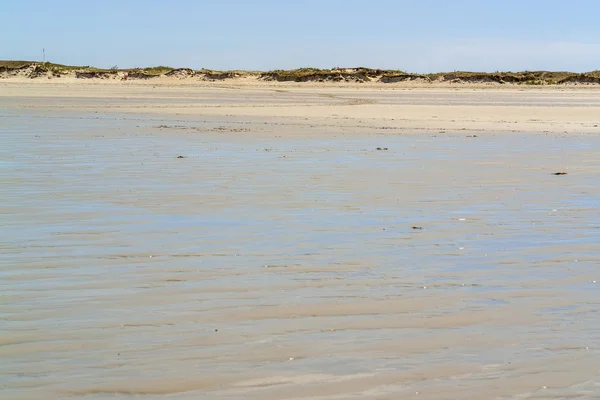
[1,83,599,399]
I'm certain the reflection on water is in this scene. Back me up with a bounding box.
[1,110,599,399]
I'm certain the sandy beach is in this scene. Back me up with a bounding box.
[1,81,599,399]
[2,80,600,135]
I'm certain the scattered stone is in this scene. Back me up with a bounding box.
[376,147,389,151]
[412,226,423,230]
[176,155,186,159]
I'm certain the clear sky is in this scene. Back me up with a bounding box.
[2,0,600,72]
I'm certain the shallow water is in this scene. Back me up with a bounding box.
[1,107,600,399]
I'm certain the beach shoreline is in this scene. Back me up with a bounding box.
[3,80,600,136]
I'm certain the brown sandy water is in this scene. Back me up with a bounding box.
[1,85,600,399]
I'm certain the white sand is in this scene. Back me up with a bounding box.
[2,80,600,135]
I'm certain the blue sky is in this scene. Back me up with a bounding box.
[2,0,600,72]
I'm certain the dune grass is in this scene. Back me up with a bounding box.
[0,60,35,68]
[138,66,174,75]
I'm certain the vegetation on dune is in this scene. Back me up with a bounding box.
[0,60,36,68]
[262,67,407,81]
[44,62,90,71]
[138,66,174,75]
[0,61,94,74]
[267,67,332,76]
[1,60,599,84]
[260,68,335,81]
[423,70,600,85]
[195,68,253,74]
[0,61,172,75]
